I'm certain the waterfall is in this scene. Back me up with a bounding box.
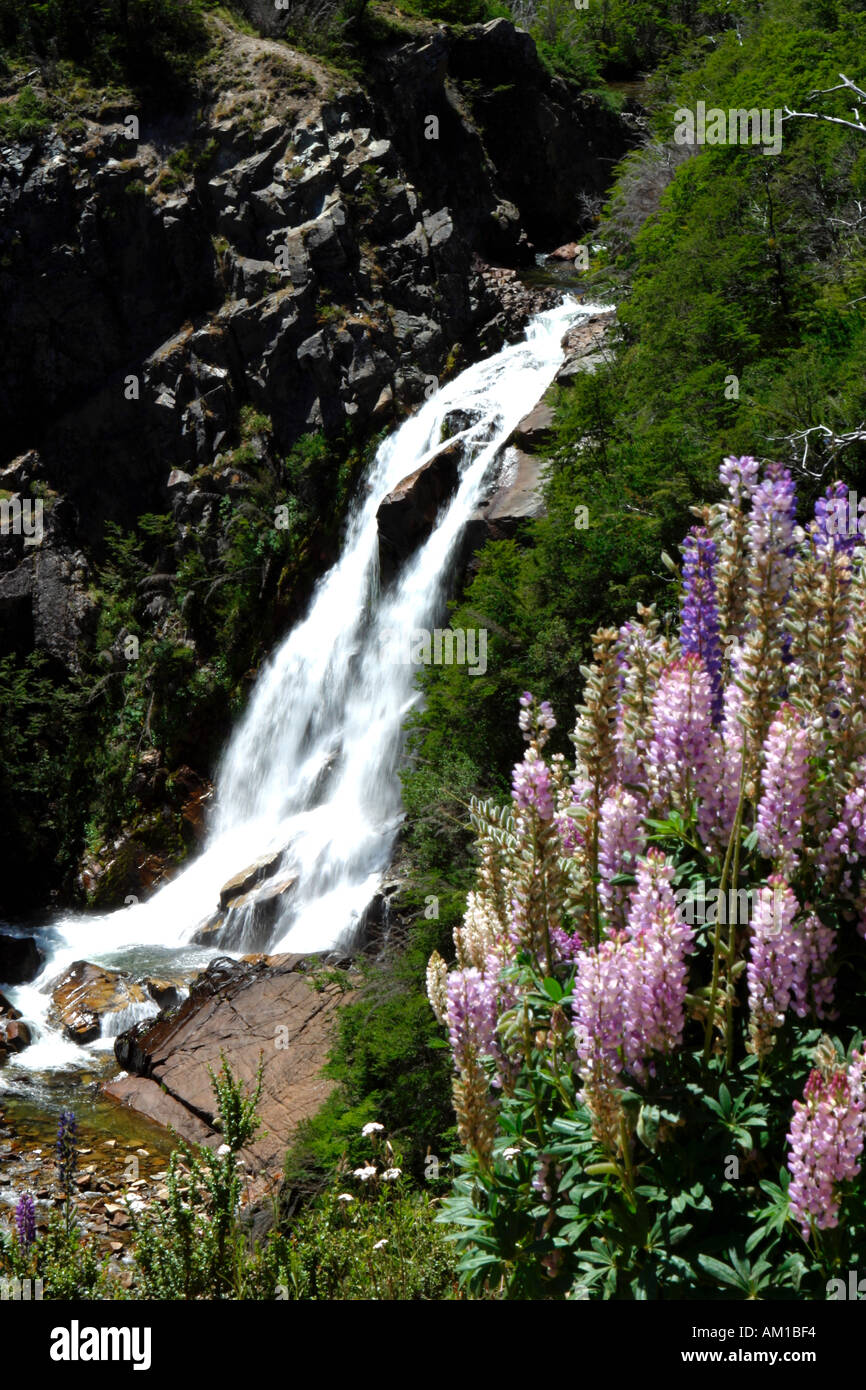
[1,295,598,1074]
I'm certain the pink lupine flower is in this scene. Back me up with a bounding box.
[787,1063,866,1239]
[511,747,554,821]
[755,704,810,875]
[747,880,835,1057]
[647,656,714,812]
[598,787,646,931]
[624,851,694,1078]
[573,851,692,1096]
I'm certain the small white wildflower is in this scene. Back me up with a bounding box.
[353,1164,378,1182]
[372,1239,388,1251]
[502,1146,521,1160]
[216,1144,231,1157]
[361,1122,385,1137]
[382,1167,402,1181]
[337,1193,355,1204]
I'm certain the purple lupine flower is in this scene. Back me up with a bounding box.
[720,455,759,505]
[14,1193,36,1253]
[819,778,866,875]
[755,704,810,875]
[680,527,723,721]
[787,1064,866,1240]
[813,481,862,556]
[445,968,499,1075]
[647,656,714,811]
[572,937,627,1089]
[598,787,645,932]
[512,748,554,821]
[550,923,583,963]
[792,912,836,1020]
[746,464,797,610]
[56,1111,78,1196]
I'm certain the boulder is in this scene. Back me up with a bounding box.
[48,961,149,1044]
[0,1017,31,1056]
[218,851,284,910]
[376,441,461,583]
[0,933,43,986]
[196,872,298,952]
[141,977,183,1012]
[0,990,22,1019]
[547,241,581,261]
[107,954,346,1179]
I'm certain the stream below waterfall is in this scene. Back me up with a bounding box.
[0,294,605,1152]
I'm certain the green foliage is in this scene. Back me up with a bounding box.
[0,0,211,91]
[286,903,462,1188]
[0,86,51,140]
[279,1130,458,1299]
[402,0,509,22]
[129,1055,263,1298]
[439,964,866,1299]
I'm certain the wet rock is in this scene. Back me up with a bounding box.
[0,933,43,986]
[48,960,149,1044]
[376,441,461,583]
[141,978,183,1012]
[218,851,284,909]
[470,445,547,539]
[0,1017,31,1056]
[0,990,22,1019]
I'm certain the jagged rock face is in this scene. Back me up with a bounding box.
[0,17,628,535]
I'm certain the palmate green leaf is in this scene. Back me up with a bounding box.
[697,1254,745,1289]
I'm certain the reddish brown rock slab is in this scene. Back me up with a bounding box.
[103,1075,214,1148]
[106,954,345,1177]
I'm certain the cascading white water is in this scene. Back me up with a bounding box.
[1,295,599,1078]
